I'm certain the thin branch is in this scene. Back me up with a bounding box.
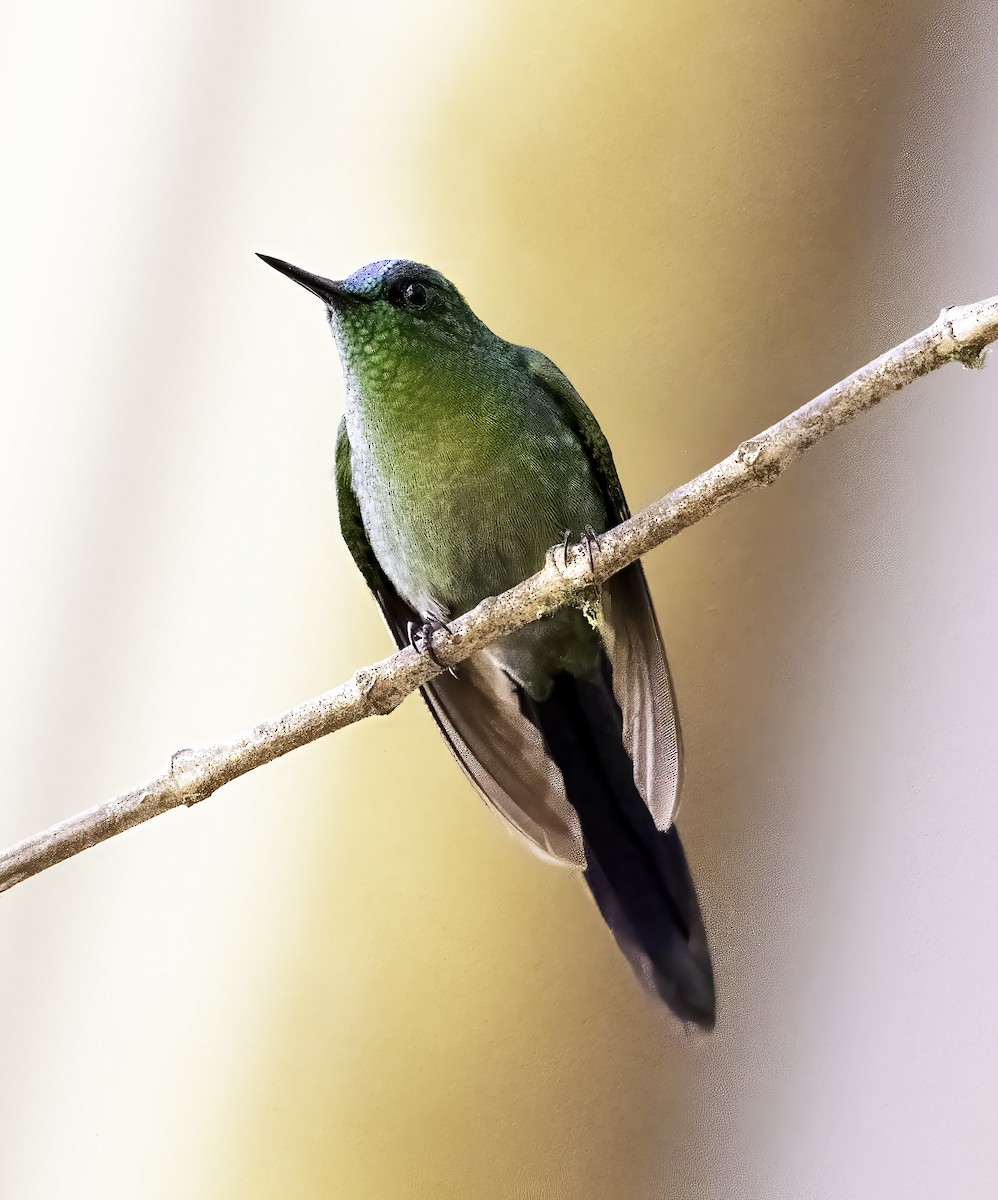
[2,297,996,895]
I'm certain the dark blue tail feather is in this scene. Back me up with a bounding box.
[523,666,715,1028]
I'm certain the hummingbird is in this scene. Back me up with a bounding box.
[259,254,715,1027]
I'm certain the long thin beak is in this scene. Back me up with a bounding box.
[256,253,360,306]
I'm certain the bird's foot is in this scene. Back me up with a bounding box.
[407,618,458,678]
[559,526,602,578]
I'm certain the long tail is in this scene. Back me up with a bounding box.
[523,662,715,1028]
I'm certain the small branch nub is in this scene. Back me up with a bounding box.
[736,437,783,485]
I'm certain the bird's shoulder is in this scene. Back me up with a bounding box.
[515,343,629,522]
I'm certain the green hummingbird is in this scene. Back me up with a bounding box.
[259,254,715,1027]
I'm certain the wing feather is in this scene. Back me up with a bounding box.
[520,347,684,828]
[598,563,683,827]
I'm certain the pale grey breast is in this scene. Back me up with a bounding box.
[345,371,607,621]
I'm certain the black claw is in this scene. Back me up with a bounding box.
[559,526,602,576]
[409,618,458,677]
[582,525,601,574]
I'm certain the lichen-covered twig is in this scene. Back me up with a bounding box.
[2,296,996,895]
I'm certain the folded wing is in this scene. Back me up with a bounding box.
[520,344,684,829]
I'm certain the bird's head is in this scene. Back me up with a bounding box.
[257,255,489,380]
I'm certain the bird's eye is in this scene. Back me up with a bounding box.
[387,279,430,311]
[403,282,428,309]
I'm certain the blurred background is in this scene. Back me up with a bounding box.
[1,1,997,1196]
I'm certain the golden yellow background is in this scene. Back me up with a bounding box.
[2,1,997,1196]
